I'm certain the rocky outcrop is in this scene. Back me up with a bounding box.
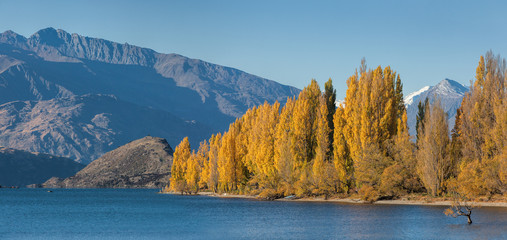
[0,147,84,187]
[44,136,173,188]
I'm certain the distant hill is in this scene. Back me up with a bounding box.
[405,78,469,137]
[0,94,210,163]
[0,28,300,162]
[0,147,84,187]
[43,136,173,188]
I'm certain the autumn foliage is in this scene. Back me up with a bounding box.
[167,53,505,200]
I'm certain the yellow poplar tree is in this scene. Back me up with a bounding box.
[252,102,280,189]
[207,133,221,193]
[333,106,353,193]
[292,80,321,195]
[274,97,296,195]
[185,151,200,194]
[218,122,245,192]
[417,99,450,196]
[170,137,191,194]
[455,52,506,196]
[197,140,210,189]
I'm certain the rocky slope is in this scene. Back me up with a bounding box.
[0,94,210,163]
[405,78,469,136]
[0,147,84,187]
[44,136,173,188]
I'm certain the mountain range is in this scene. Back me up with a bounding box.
[0,28,299,163]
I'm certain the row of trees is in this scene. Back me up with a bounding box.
[167,53,505,200]
[451,52,506,197]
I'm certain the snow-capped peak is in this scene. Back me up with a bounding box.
[404,86,430,106]
[335,99,345,107]
[434,78,468,96]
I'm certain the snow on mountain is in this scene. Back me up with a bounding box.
[405,79,469,137]
[404,86,430,106]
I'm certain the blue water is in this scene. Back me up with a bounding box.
[1,189,506,239]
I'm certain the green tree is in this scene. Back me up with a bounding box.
[416,98,429,144]
[324,78,337,157]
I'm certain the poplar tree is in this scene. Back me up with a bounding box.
[455,52,506,196]
[170,137,191,194]
[333,106,353,193]
[218,126,242,192]
[417,99,450,196]
[312,95,335,195]
[416,98,429,145]
[291,80,320,164]
[345,63,403,196]
[324,78,337,157]
[197,140,210,189]
[207,133,221,193]
[274,97,296,195]
[250,102,280,190]
[185,151,200,194]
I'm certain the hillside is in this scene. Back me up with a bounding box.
[0,147,84,187]
[44,136,173,188]
[0,94,211,163]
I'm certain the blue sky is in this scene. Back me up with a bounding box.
[1,0,505,99]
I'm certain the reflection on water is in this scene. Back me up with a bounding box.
[0,189,506,239]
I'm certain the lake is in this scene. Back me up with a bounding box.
[1,189,506,239]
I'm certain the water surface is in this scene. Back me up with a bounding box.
[1,189,506,239]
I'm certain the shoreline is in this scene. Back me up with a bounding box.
[161,191,507,207]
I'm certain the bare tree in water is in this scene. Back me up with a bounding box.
[444,192,476,224]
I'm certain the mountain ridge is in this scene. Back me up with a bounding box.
[0,28,299,126]
[0,28,299,162]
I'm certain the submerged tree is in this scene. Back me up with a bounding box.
[444,192,476,224]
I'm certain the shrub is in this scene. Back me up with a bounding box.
[258,188,283,200]
[359,185,379,202]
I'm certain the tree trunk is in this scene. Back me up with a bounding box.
[467,215,472,224]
